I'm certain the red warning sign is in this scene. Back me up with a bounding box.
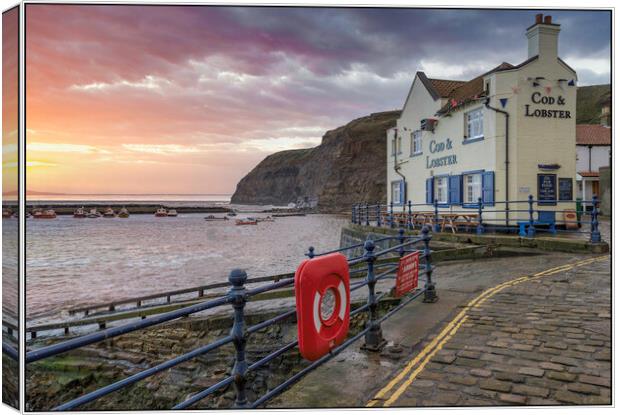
[395,251,420,297]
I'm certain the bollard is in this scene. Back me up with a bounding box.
[476,197,484,235]
[422,226,438,303]
[365,203,370,226]
[407,200,413,230]
[389,202,394,228]
[228,269,249,408]
[527,195,536,238]
[361,238,386,351]
[306,246,315,259]
[398,228,406,258]
[590,195,601,243]
[376,202,382,227]
[433,199,440,233]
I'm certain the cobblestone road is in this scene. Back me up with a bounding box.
[367,255,611,407]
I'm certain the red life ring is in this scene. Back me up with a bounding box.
[294,253,350,361]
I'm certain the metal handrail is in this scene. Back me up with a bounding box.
[18,227,435,411]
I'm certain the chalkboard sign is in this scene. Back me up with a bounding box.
[537,174,557,205]
[559,178,573,201]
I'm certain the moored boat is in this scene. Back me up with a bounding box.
[204,215,229,221]
[73,207,87,218]
[87,208,102,218]
[167,209,178,217]
[2,208,13,218]
[103,207,116,218]
[118,207,130,218]
[154,207,168,217]
[33,208,57,219]
[227,211,237,217]
[256,216,275,222]
[235,218,258,226]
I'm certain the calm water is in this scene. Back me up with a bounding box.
[26,213,347,323]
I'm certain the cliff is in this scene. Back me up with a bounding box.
[231,111,400,210]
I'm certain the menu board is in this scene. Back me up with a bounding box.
[537,174,557,205]
[559,178,573,201]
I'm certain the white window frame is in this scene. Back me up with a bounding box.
[391,181,401,204]
[411,130,422,156]
[463,173,482,204]
[465,107,484,140]
[434,176,448,204]
[391,137,396,156]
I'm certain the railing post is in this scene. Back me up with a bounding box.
[590,195,601,243]
[422,226,438,303]
[362,238,386,351]
[389,202,394,228]
[407,200,413,230]
[365,203,370,226]
[527,195,536,238]
[357,204,362,225]
[376,202,382,227]
[351,204,355,224]
[228,269,249,408]
[307,246,315,259]
[398,228,406,257]
[433,199,440,233]
[476,197,484,235]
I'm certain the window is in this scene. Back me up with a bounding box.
[465,108,484,140]
[391,137,396,156]
[464,173,482,204]
[434,176,448,204]
[411,131,422,156]
[391,181,402,204]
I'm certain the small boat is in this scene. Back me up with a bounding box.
[167,209,178,217]
[118,207,130,218]
[103,207,116,218]
[256,216,275,222]
[2,208,13,218]
[73,207,87,218]
[227,211,237,217]
[33,208,57,219]
[236,218,258,226]
[154,207,168,217]
[87,208,102,218]
[204,215,229,221]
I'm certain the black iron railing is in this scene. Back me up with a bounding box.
[5,228,435,410]
[351,195,603,243]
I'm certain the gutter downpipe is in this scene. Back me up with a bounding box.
[393,129,407,206]
[485,98,510,227]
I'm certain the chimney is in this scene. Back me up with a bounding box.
[526,14,561,61]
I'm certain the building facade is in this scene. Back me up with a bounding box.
[387,14,577,225]
[576,124,611,209]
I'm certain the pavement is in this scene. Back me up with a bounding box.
[269,250,611,408]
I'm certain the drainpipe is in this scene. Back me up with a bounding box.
[393,129,407,204]
[588,145,592,171]
[485,98,510,227]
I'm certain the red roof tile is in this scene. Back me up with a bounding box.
[576,124,611,146]
[578,171,600,177]
[428,79,465,98]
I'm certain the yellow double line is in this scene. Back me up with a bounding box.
[366,255,609,407]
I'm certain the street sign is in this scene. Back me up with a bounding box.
[395,251,420,297]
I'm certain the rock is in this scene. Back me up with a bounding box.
[230,111,400,210]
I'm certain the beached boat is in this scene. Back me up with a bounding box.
[154,207,168,217]
[103,207,116,218]
[204,215,229,221]
[33,208,57,219]
[235,218,258,226]
[2,208,13,218]
[87,208,102,218]
[167,209,178,217]
[118,207,130,218]
[73,207,87,218]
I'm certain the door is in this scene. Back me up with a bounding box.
[592,180,600,198]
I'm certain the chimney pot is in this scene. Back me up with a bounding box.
[536,14,543,24]
[544,15,552,24]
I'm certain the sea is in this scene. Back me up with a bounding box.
[22,195,349,325]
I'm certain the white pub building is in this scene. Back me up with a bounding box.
[387,14,577,226]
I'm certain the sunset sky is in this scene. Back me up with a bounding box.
[2,6,18,199]
[23,5,611,195]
